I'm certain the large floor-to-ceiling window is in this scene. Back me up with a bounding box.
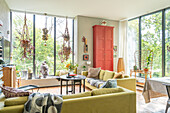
[141,12,162,77]
[12,11,73,78]
[35,15,54,77]
[12,12,33,76]
[55,17,73,70]
[127,8,170,77]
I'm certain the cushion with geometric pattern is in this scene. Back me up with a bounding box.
[0,86,31,98]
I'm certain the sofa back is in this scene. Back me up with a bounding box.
[61,88,136,113]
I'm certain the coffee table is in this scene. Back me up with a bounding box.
[60,75,86,95]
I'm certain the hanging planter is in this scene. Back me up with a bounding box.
[42,13,53,46]
[62,18,70,41]
[42,28,48,41]
[16,12,34,60]
[58,17,72,63]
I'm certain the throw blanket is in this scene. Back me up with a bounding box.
[24,93,63,113]
[143,77,169,103]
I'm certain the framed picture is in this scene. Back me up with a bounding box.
[83,54,89,61]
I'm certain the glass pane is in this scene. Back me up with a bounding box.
[127,19,139,75]
[35,15,54,77]
[12,12,33,78]
[141,12,162,77]
[165,9,170,76]
[55,17,73,71]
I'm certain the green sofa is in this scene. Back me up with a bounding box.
[0,87,136,113]
[81,70,136,92]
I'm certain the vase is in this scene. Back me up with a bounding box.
[117,58,125,73]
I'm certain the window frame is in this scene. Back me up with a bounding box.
[128,7,170,77]
[10,11,74,78]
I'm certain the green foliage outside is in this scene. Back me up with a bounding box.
[128,10,170,77]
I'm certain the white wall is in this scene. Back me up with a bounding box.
[74,15,120,71]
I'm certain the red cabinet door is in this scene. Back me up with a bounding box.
[93,25,114,71]
[104,27,113,71]
[93,25,105,70]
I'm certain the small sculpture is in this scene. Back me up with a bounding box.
[40,61,49,78]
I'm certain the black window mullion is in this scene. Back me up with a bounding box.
[33,15,36,78]
[139,17,142,77]
[10,11,12,63]
[54,17,56,76]
[162,9,166,77]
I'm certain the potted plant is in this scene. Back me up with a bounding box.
[133,65,137,71]
[66,63,78,73]
[144,50,153,73]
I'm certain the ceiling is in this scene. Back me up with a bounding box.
[5,0,170,20]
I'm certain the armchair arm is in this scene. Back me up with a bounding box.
[81,71,88,77]
[5,96,28,106]
[0,105,24,113]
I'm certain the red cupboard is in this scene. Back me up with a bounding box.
[93,25,114,71]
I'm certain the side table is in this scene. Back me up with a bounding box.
[60,75,86,95]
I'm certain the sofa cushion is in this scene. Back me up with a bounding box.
[0,86,31,98]
[113,73,123,79]
[103,71,115,81]
[87,67,101,79]
[100,79,117,88]
[63,91,91,99]
[5,96,28,106]
[92,88,124,96]
[123,74,130,78]
[86,78,105,88]
[81,71,88,77]
[99,70,105,80]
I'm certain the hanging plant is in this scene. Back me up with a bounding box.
[16,12,34,60]
[58,17,72,63]
[41,13,53,46]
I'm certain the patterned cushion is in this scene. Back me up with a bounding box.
[100,79,117,88]
[0,86,31,98]
[87,67,101,79]
[103,71,115,81]
[86,78,105,88]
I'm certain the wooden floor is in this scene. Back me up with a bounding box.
[31,85,169,113]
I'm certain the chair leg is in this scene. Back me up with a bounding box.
[165,104,170,113]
